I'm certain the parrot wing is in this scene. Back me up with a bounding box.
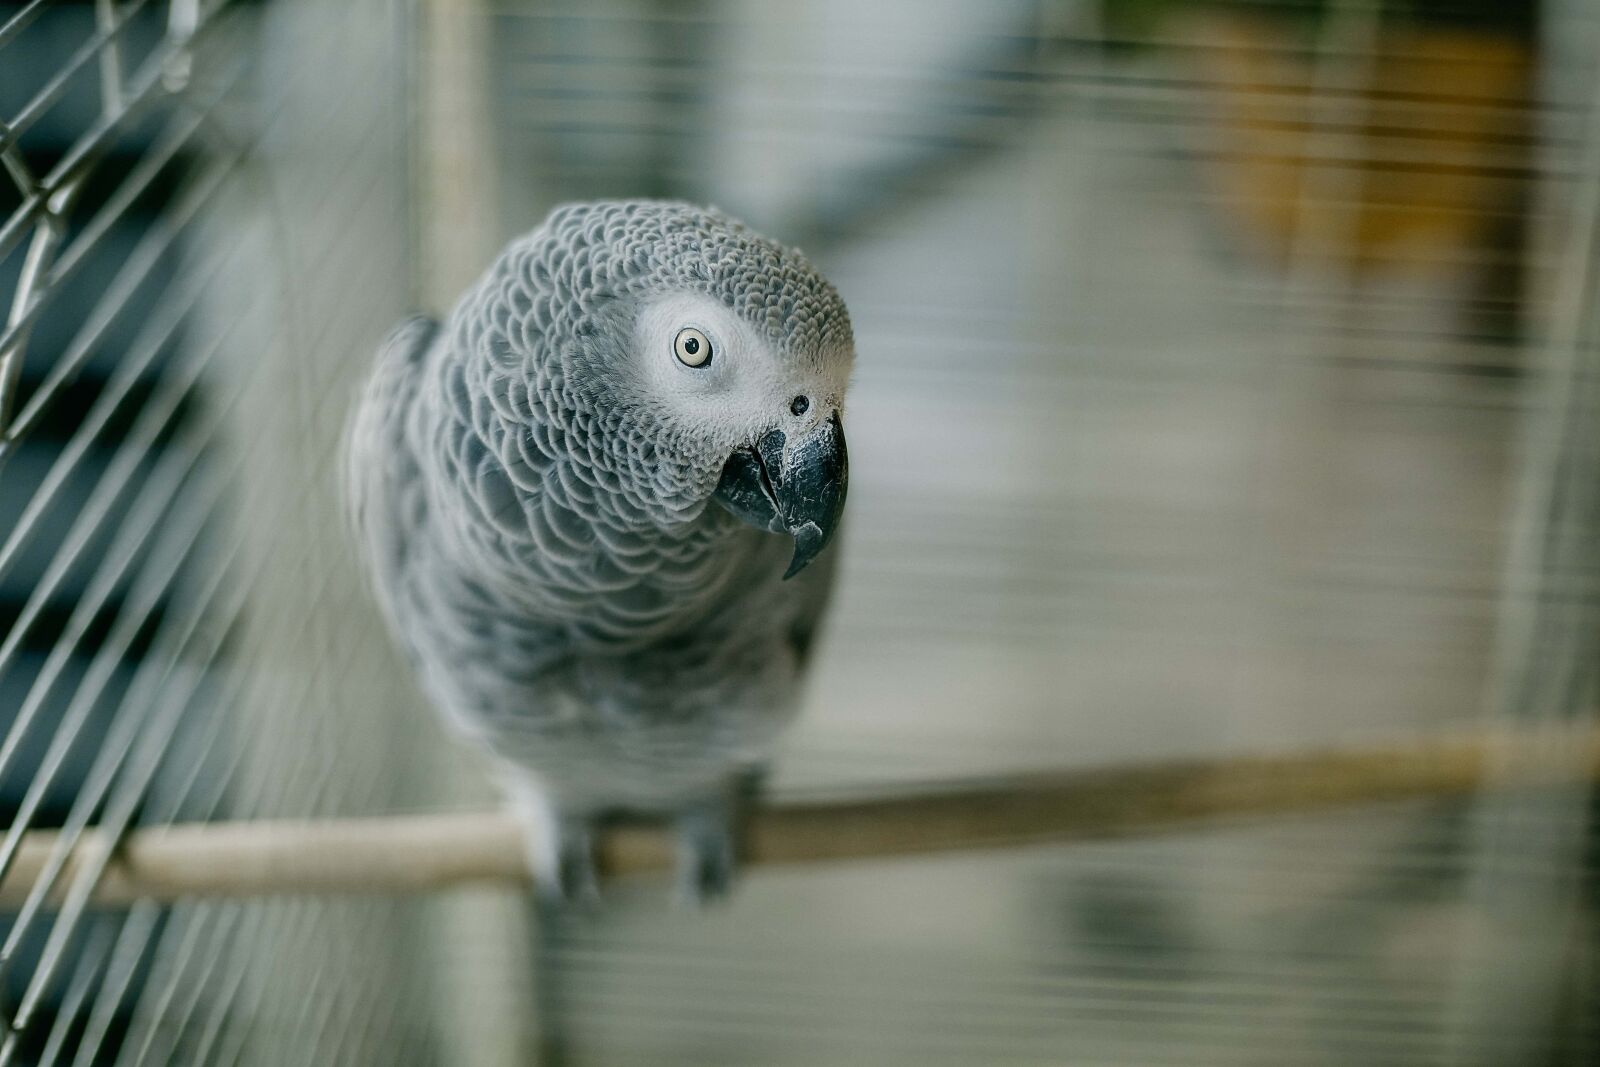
[344,315,439,642]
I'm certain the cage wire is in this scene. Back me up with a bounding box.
[0,0,1598,1065]
[0,0,457,1062]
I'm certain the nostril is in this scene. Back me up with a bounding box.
[790,395,810,417]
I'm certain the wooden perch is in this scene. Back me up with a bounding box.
[3,726,1598,908]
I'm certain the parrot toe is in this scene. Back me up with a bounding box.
[675,811,738,905]
[503,775,601,904]
[674,772,763,905]
[549,822,601,905]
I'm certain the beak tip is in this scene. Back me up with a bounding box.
[782,521,827,580]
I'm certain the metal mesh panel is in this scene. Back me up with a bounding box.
[0,0,450,1062]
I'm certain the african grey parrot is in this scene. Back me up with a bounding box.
[345,200,853,901]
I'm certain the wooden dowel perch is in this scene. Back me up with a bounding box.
[4,727,1598,908]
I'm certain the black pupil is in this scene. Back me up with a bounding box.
[790,395,810,416]
[683,336,700,355]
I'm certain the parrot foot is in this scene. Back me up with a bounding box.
[505,777,601,905]
[676,807,737,905]
[546,819,601,905]
[674,771,764,906]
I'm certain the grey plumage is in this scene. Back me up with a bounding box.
[345,200,854,899]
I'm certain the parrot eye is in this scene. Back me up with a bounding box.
[673,327,712,367]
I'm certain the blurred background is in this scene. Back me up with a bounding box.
[1,0,1597,1063]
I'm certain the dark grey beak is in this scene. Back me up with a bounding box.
[712,411,848,579]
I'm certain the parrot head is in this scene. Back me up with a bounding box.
[631,286,851,579]
[543,201,854,579]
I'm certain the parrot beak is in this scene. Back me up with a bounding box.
[712,411,848,579]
